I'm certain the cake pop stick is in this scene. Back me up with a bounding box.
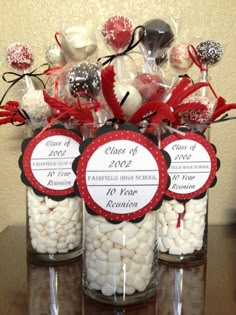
[189,40,223,96]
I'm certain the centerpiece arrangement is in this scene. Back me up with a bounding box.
[0,15,235,305]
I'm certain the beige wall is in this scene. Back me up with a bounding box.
[0,0,235,231]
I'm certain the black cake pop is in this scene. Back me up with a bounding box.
[67,62,101,98]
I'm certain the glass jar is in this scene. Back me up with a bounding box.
[158,195,208,266]
[82,209,159,305]
[158,127,211,266]
[27,188,83,264]
[24,122,83,264]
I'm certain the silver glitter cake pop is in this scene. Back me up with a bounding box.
[196,40,224,65]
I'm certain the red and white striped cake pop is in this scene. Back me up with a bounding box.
[102,15,133,52]
[6,42,33,71]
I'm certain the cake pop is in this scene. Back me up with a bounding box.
[196,40,223,65]
[140,19,174,56]
[181,95,214,124]
[134,73,166,102]
[21,90,51,122]
[115,83,142,118]
[61,24,97,62]
[6,42,33,71]
[102,15,133,52]
[46,44,66,67]
[138,19,174,73]
[169,43,193,71]
[67,62,101,98]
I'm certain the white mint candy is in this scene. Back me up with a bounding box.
[95,260,108,275]
[120,248,134,258]
[108,249,121,263]
[107,262,121,275]
[162,237,175,250]
[125,271,135,285]
[165,211,178,222]
[96,275,106,287]
[136,243,150,256]
[95,248,107,261]
[101,283,115,296]
[133,274,146,292]
[169,246,182,256]
[126,237,139,250]
[107,274,120,286]
[173,203,185,214]
[110,230,124,246]
[90,281,101,291]
[159,212,166,226]
[87,268,99,282]
[122,223,139,238]
[115,83,142,118]
[174,235,185,247]
[167,227,179,239]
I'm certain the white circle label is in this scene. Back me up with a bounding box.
[86,140,159,214]
[164,139,211,194]
[31,135,80,190]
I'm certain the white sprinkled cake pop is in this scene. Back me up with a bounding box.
[46,44,66,67]
[21,90,51,122]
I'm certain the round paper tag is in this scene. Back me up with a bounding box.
[162,131,218,199]
[21,128,82,197]
[77,129,168,221]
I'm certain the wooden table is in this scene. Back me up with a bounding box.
[0,225,235,314]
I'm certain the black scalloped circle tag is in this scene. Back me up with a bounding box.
[18,124,82,201]
[74,122,171,222]
[161,129,220,201]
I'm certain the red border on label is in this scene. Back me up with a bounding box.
[22,128,82,197]
[77,129,168,221]
[162,132,218,200]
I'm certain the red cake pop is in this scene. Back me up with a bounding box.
[134,73,166,102]
[6,42,33,71]
[102,15,133,52]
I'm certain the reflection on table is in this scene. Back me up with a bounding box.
[158,263,206,315]
[28,260,206,315]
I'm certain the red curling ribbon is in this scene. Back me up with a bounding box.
[55,32,63,49]
[187,45,208,72]
[0,101,26,126]
[54,32,72,63]
[176,207,186,228]
[43,91,101,125]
